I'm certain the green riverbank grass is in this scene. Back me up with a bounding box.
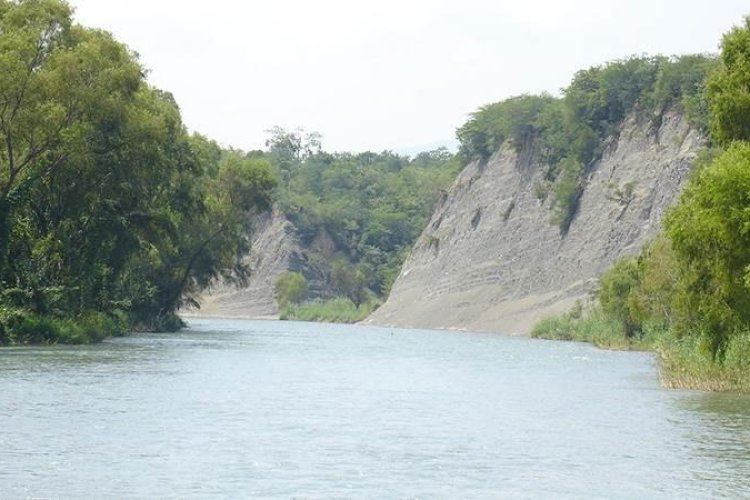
[280,297,379,323]
[0,308,127,345]
[531,309,649,350]
[656,333,750,392]
[532,308,750,393]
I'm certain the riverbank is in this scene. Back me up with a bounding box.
[0,307,187,346]
[532,309,750,393]
[0,308,127,345]
[182,297,378,324]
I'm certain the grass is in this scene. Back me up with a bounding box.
[0,307,128,345]
[531,308,648,350]
[280,297,380,323]
[655,333,750,392]
[532,306,750,393]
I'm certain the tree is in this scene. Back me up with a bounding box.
[664,143,750,358]
[0,1,143,271]
[265,126,322,173]
[123,127,276,326]
[706,16,750,145]
[597,258,641,337]
[329,258,368,307]
[0,1,278,337]
[274,272,308,307]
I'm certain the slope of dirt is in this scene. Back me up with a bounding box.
[366,111,703,333]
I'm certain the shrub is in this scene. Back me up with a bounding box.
[280,296,380,323]
[531,306,637,350]
[0,308,127,345]
[274,272,309,308]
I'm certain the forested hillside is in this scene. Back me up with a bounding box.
[0,0,462,337]
[263,128,460,320]
[0,0,276,343]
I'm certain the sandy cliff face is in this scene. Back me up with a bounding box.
[189,210,317,319]
[367,111,703,333]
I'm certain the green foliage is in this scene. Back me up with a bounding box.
[279,296,379,323]
[0,1,276,343]
[626,237,679,328]
[457,94,562,160]
[265,126,322,180]
[536,143,750,389]
[457,55,716,232]
[272,138,460,302]
[706,16,750,145]
[597,258,642,337]
[219,155,276,213]
[531,307,643,350]
[550,157,583,233]
[0,306,127,345]
[528,18,750,391]
[664,143,750,358]
[657,331,750,392]
[533,144,750,389]
[274,272,309,307]
[648,54,717,130]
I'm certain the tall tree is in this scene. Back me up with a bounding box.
[0,0,278,338]
[706,16,750,145]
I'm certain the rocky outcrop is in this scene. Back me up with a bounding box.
[366,111,703,333]
[187,210,323,319]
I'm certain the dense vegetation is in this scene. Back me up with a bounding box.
[265,128,460,321]
[0,0,276,343]
[457,55,716,232]
[533,16,750,392]
[0,1,461,334]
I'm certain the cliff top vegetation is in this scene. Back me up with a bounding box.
[457,54,717,232]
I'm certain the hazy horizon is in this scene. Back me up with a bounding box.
[69,0,749,154]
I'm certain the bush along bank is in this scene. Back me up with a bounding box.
[532,303,750,393]
[279,297,380,324]
[534,16,750,393]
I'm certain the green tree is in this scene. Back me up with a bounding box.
[0,1,278,339]
[0,1,143,266]
[272,145,459,303]
[706,16,750,145]
[664,143,750,358]
[274,272,308,307]
[598,258,642,337]
[265,126,322,181]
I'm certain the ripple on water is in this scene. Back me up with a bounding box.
[0,318,748,498]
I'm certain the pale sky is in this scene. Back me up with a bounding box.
[68,1,748,154]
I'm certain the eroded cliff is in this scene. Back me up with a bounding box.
[366,111,703,333]
[188,210,323,319]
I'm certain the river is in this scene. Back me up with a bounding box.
[1,319,749,498]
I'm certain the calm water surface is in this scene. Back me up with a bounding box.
[1,319,750,498]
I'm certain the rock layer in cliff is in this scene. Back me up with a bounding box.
[189,210,321,319]
[366,111,703,333]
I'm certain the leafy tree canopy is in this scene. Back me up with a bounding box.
[706,16,750,144]
[0,0,277,342]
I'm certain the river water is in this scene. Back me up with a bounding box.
[1,319,749,498]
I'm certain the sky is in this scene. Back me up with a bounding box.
[68,1,749,154]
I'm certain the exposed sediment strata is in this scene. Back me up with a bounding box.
[366,111,703,333]
[187,210,316,319]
